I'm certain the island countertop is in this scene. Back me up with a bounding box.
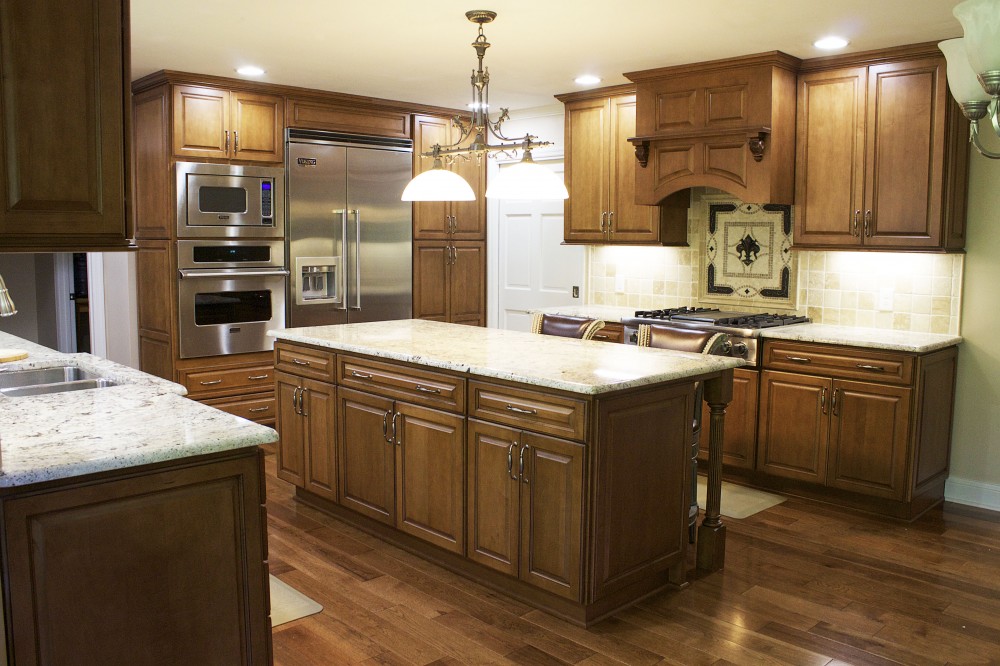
[270,319,741,394]
[0,332,277,488]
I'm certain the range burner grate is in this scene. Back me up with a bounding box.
[714,313,811,328]
[633,306,720,320]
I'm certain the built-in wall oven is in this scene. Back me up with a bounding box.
[176,162,285,238]
[176,240,288,358]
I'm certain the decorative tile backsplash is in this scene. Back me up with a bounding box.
[588,190,963,335]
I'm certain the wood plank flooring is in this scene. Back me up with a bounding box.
[264,454,1000,665]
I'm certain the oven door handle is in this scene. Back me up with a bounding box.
[178,269,290,279]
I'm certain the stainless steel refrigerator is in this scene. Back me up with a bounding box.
[286,129,413,327]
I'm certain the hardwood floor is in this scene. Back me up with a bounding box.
[264,453,1000,665]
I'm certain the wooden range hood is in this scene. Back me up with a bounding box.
[625,51,800,205]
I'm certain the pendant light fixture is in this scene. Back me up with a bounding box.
[401,10,569,202]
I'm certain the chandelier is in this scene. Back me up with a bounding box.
[940,0,1000,159]
[401,10,569,201]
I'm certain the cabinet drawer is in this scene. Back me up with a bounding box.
[469,381,587,441]
[762,341,913,385]
[591,322,624,344]
[339,356,465,412]
[203,393,276,424]
[180,364,276,398]
[274,343,336,381]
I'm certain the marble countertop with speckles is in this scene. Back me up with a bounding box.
[758,324,962,353]
[270,319,742,395]
[0,331,276,488]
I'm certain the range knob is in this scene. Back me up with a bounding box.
[731,341,749,357]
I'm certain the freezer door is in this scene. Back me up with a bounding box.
[346,147,413,323]
[287,142,348,327]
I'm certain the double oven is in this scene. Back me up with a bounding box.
[175,163,287,358]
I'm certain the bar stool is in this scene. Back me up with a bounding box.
[530,313,606,341]
[637,323,730,542]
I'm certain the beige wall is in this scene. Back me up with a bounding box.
[950,153,1000,501]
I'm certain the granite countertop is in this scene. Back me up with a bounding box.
[0,332,277,488]
[270,319,742,395]
[758,324,962,353]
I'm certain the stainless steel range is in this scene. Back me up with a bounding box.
[622,307,810,365]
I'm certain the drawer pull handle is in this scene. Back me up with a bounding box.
[248,374,269,381]
[414,384,441,394]
[199,379,223,386]
[505,404,537,416]
[248,406,270,413]
[593,334,609,340]
[351,370,373,379]
[856,364,885,372]
[786,356,811,363]
[291,358,311,366]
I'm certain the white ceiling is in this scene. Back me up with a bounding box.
[131,1,963,112]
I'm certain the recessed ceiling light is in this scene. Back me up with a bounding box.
[813,36,849,50]
[236,65,266,76]
[575,75,602,86]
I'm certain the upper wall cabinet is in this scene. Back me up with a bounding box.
[794,45,969,251]
[624,52,800,206]
[556,87,687,245]
[172,85,284,164]
[286,97,410,139]
[0,0,133,252]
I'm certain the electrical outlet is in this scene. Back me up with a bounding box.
[615,275,626,293]
[878,286,894,311]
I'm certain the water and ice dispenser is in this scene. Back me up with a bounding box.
[295,257,340,306]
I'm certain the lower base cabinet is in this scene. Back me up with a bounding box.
[467,419,584,600]
[698,367,758,469]
[275,371,337,501]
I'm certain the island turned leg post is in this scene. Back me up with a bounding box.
[698,368,733,572]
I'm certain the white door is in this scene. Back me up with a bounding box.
[492,160,586,332]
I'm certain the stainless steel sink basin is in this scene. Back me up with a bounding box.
[0,366,117,397]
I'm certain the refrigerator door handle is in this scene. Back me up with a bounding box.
[333,209,348,311]
[350,209,362,310]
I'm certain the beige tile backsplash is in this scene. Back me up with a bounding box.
[588,206,964,335]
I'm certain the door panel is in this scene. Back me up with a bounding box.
[411,115,451,238]
[231,91,283,163]
[412,242,449,321]
[395,403,466,553]
[520,432,584,601]
[828,380,911,499]
[172,85,229,159]
[609,96,660,242]
[466,420,519,577]
[450,242,485,324]
[564,99,609,242]
[338,387,395,524]
[699,367,759,469]
[275,372,305,486]
[303,378,337,501]
[757,371,831,482]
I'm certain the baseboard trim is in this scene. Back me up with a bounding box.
[944,476,1000,512]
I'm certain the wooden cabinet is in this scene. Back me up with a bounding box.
[1,447,270,664]
[0,0,133,251]
[591,322,625,344]
[286,97,410,138]
[698,367,759,469]
[557,88,687,245]
[467,420,584,600]
[172,352,278,427]
[755,339,957,518]
[276,371,337,501]
[413,240,485,326]
[172,85,284,163]
[795,48,969,250]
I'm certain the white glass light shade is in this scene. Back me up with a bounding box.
[485,158,569,200]
[939,39,993,102]
[401,167,475,202]
[954,0,1000,74]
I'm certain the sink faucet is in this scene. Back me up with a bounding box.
[0,273,16,317]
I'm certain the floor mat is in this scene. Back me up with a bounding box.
[696,476,785,519]
[270,574,323,627]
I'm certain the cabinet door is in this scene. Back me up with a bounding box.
[275,372,306,486]
[828,380,911,499]
[864,59,947,248]
[450,242,486,326]
[519,431,584,601]
[338,387,396,524]
[412,241,449,321]
[411,115,452,239]
[302,377,338,502]
[757,370,831,483]
[793,67,866,248]
[0,0,130,251]
[450,127,486,240]
[607,96,661,243]
[172,85,230,160]
[231,91,284,163]
[699,367,759,469]
[395,402,466,554]
[466,420,520,577]
[563,98,609,242]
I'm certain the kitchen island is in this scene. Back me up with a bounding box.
[270,320,739,626]
[0,331,276,665]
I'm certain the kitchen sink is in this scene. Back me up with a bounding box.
[0,367,117,397]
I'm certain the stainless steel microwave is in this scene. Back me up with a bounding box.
[176,162,285,238]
